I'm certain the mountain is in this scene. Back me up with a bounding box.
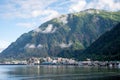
[1,9,120,59]
[81,23,120,61]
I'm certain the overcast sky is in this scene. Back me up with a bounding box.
[0,0,120,52]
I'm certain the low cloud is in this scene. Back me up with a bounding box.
[25,43,43,49]
[59,42,72,48]
[0,40,10,52]
[57,15,68,24]
[0,48,4,53]
[43,24,54,33]
[69,0,120,12]
[34,28,41,33]
[25,44,36,49]
[37,44,43,48]
[69,0,87,12]
[34,24,57,33]
[39,9,60,23]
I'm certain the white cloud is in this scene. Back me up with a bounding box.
[39,9,60,23]
[57,15,68,24]
[25,44,36,49]
[16,22,36,28]
[42,24,57,33]
[43,24,54,33]
[86,0,120,11]
[0,48,4,53]
[34,28,41,33]
[0,0,59,19]
[69,0,120,12]
[0,40,11,52]
[12,0,57,10]
[0,0,119,20]
[0,0,60,29]
[25,43,43,49]
[31,10,42,18]
[34,24,57,33]
[69,0,87,12]
[37,44,43,48]
[59,42,72,48]
[51,27,57,33]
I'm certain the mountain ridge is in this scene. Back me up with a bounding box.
[82,23,120,60]
[1,9,120,59]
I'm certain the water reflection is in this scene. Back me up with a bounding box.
[0,65,120,80]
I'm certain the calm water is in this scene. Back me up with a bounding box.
[0,65,120,80]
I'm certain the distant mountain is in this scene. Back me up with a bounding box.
[1,9,120,59]
[81,23,120,61]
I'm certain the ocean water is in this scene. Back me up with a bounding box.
[0,65,120,80]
